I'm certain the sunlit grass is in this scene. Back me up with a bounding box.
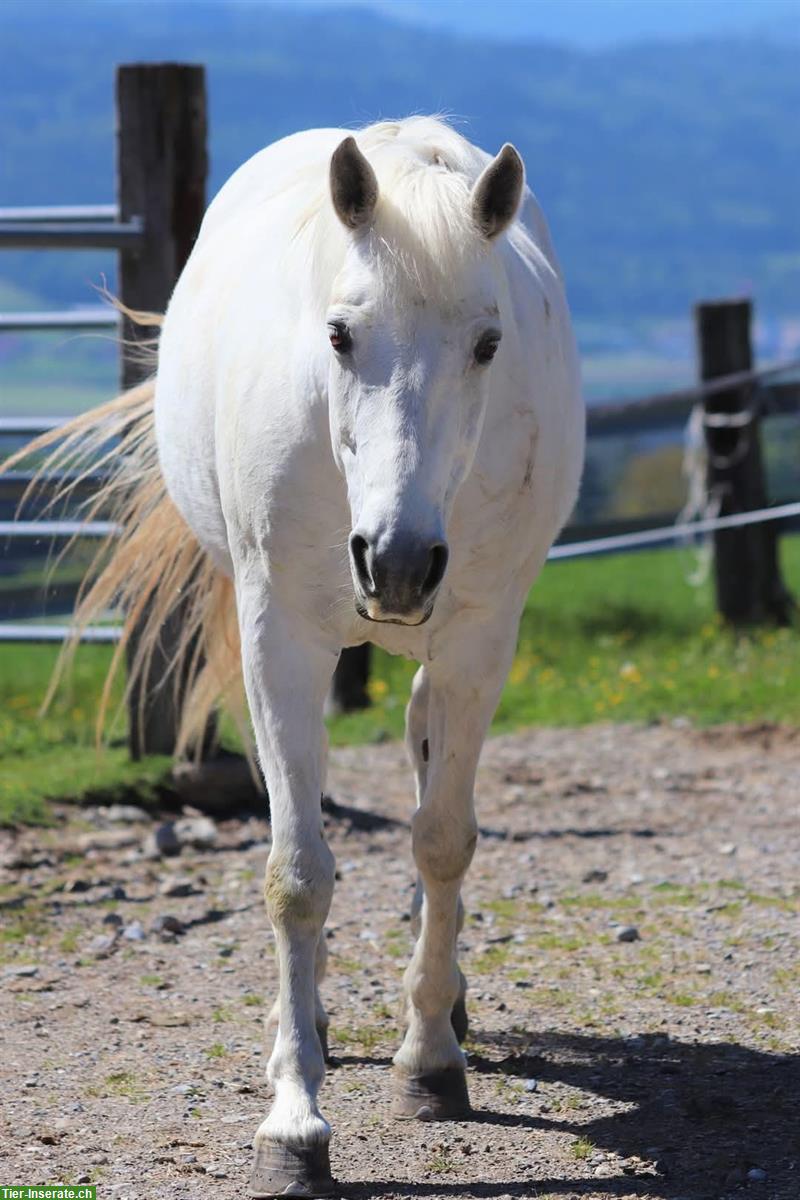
[3,538,800,822]
[330,536,800,743]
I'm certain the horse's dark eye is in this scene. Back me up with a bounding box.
[474,332,500,365]
[328,323,352,354]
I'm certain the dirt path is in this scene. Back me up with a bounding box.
[1,722,798,1199]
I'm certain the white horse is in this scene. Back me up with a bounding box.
[18,117,583,1195]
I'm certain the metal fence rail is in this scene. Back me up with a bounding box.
[0,205,118,221]
[0,623,119,644]
[0,220,144,249]
[0,204,144,250]
[0,310,117,332]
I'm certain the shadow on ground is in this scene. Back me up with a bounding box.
[350,1028,799,1199]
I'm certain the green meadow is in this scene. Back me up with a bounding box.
[3,541,800,825]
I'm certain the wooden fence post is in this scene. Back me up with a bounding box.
[695,298,792,624]
[329,644,372,714]
[117,63,207,758]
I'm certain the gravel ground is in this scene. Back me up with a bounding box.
[1,721,798,1200]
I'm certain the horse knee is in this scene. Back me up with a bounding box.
[411,807,477,884]
[264,842,335,932]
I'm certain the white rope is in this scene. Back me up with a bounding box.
[676,402,719,586]
[548,500,800,561]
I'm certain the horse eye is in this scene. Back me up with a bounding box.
[328,323,352,353]
[474,332,500,365]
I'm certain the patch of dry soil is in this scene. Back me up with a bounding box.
[1,722,798,1199]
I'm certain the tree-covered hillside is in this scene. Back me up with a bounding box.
[1,1,799,318]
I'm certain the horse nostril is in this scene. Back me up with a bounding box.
[423,542,449,596]
[349,533,375,595]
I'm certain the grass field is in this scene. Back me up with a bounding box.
[3,540,800,826]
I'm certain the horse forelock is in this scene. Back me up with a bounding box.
[295,116,504,309]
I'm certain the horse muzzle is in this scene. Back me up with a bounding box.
[349,529,449,625]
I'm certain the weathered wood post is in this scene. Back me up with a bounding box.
[695,298,792,624]
[329,644,372,714]
[117,63,208,757]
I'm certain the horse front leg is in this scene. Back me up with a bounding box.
[237,585,339,1198]
[394,619,517,1120]
[405,666,468,1044]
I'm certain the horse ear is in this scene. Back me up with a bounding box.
[471,144,524,240]
[330,136,379,231]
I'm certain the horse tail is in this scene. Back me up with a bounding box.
[4,307,248,761]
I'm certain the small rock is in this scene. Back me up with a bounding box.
[37,1127,64,1144]
[171,1082,195,1095]
[144,822,181,859]
[174,816,218,850]
[523,1078,538,1092]
[75,1175,92,1185]
[105,884,127,901]
[122,921,146,942]
[105,804,149,823]
[582,868,608,884]
[594,1162,618,1178]
[152,914,186,938]
[90,932,120,959]
[102,912,124,928]
[159,877,199,898]
[718,843,737,856]
[63,877,92,894]
[4,964,38,979]
[696,963,711,974]
[747,1167,767,1182]
[616,925,640,943]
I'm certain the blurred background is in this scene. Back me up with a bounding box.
[2,0,800,817]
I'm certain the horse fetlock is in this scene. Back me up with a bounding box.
[268,1035,326,1096]
[256,1100,331,1149]
[394,1011,465,1076]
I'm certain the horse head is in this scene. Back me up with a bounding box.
[325,134,524,625]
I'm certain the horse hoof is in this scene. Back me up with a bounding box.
[249,1139,335,1197]
[392,1067,472,1121]
[450,995,469,1044]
